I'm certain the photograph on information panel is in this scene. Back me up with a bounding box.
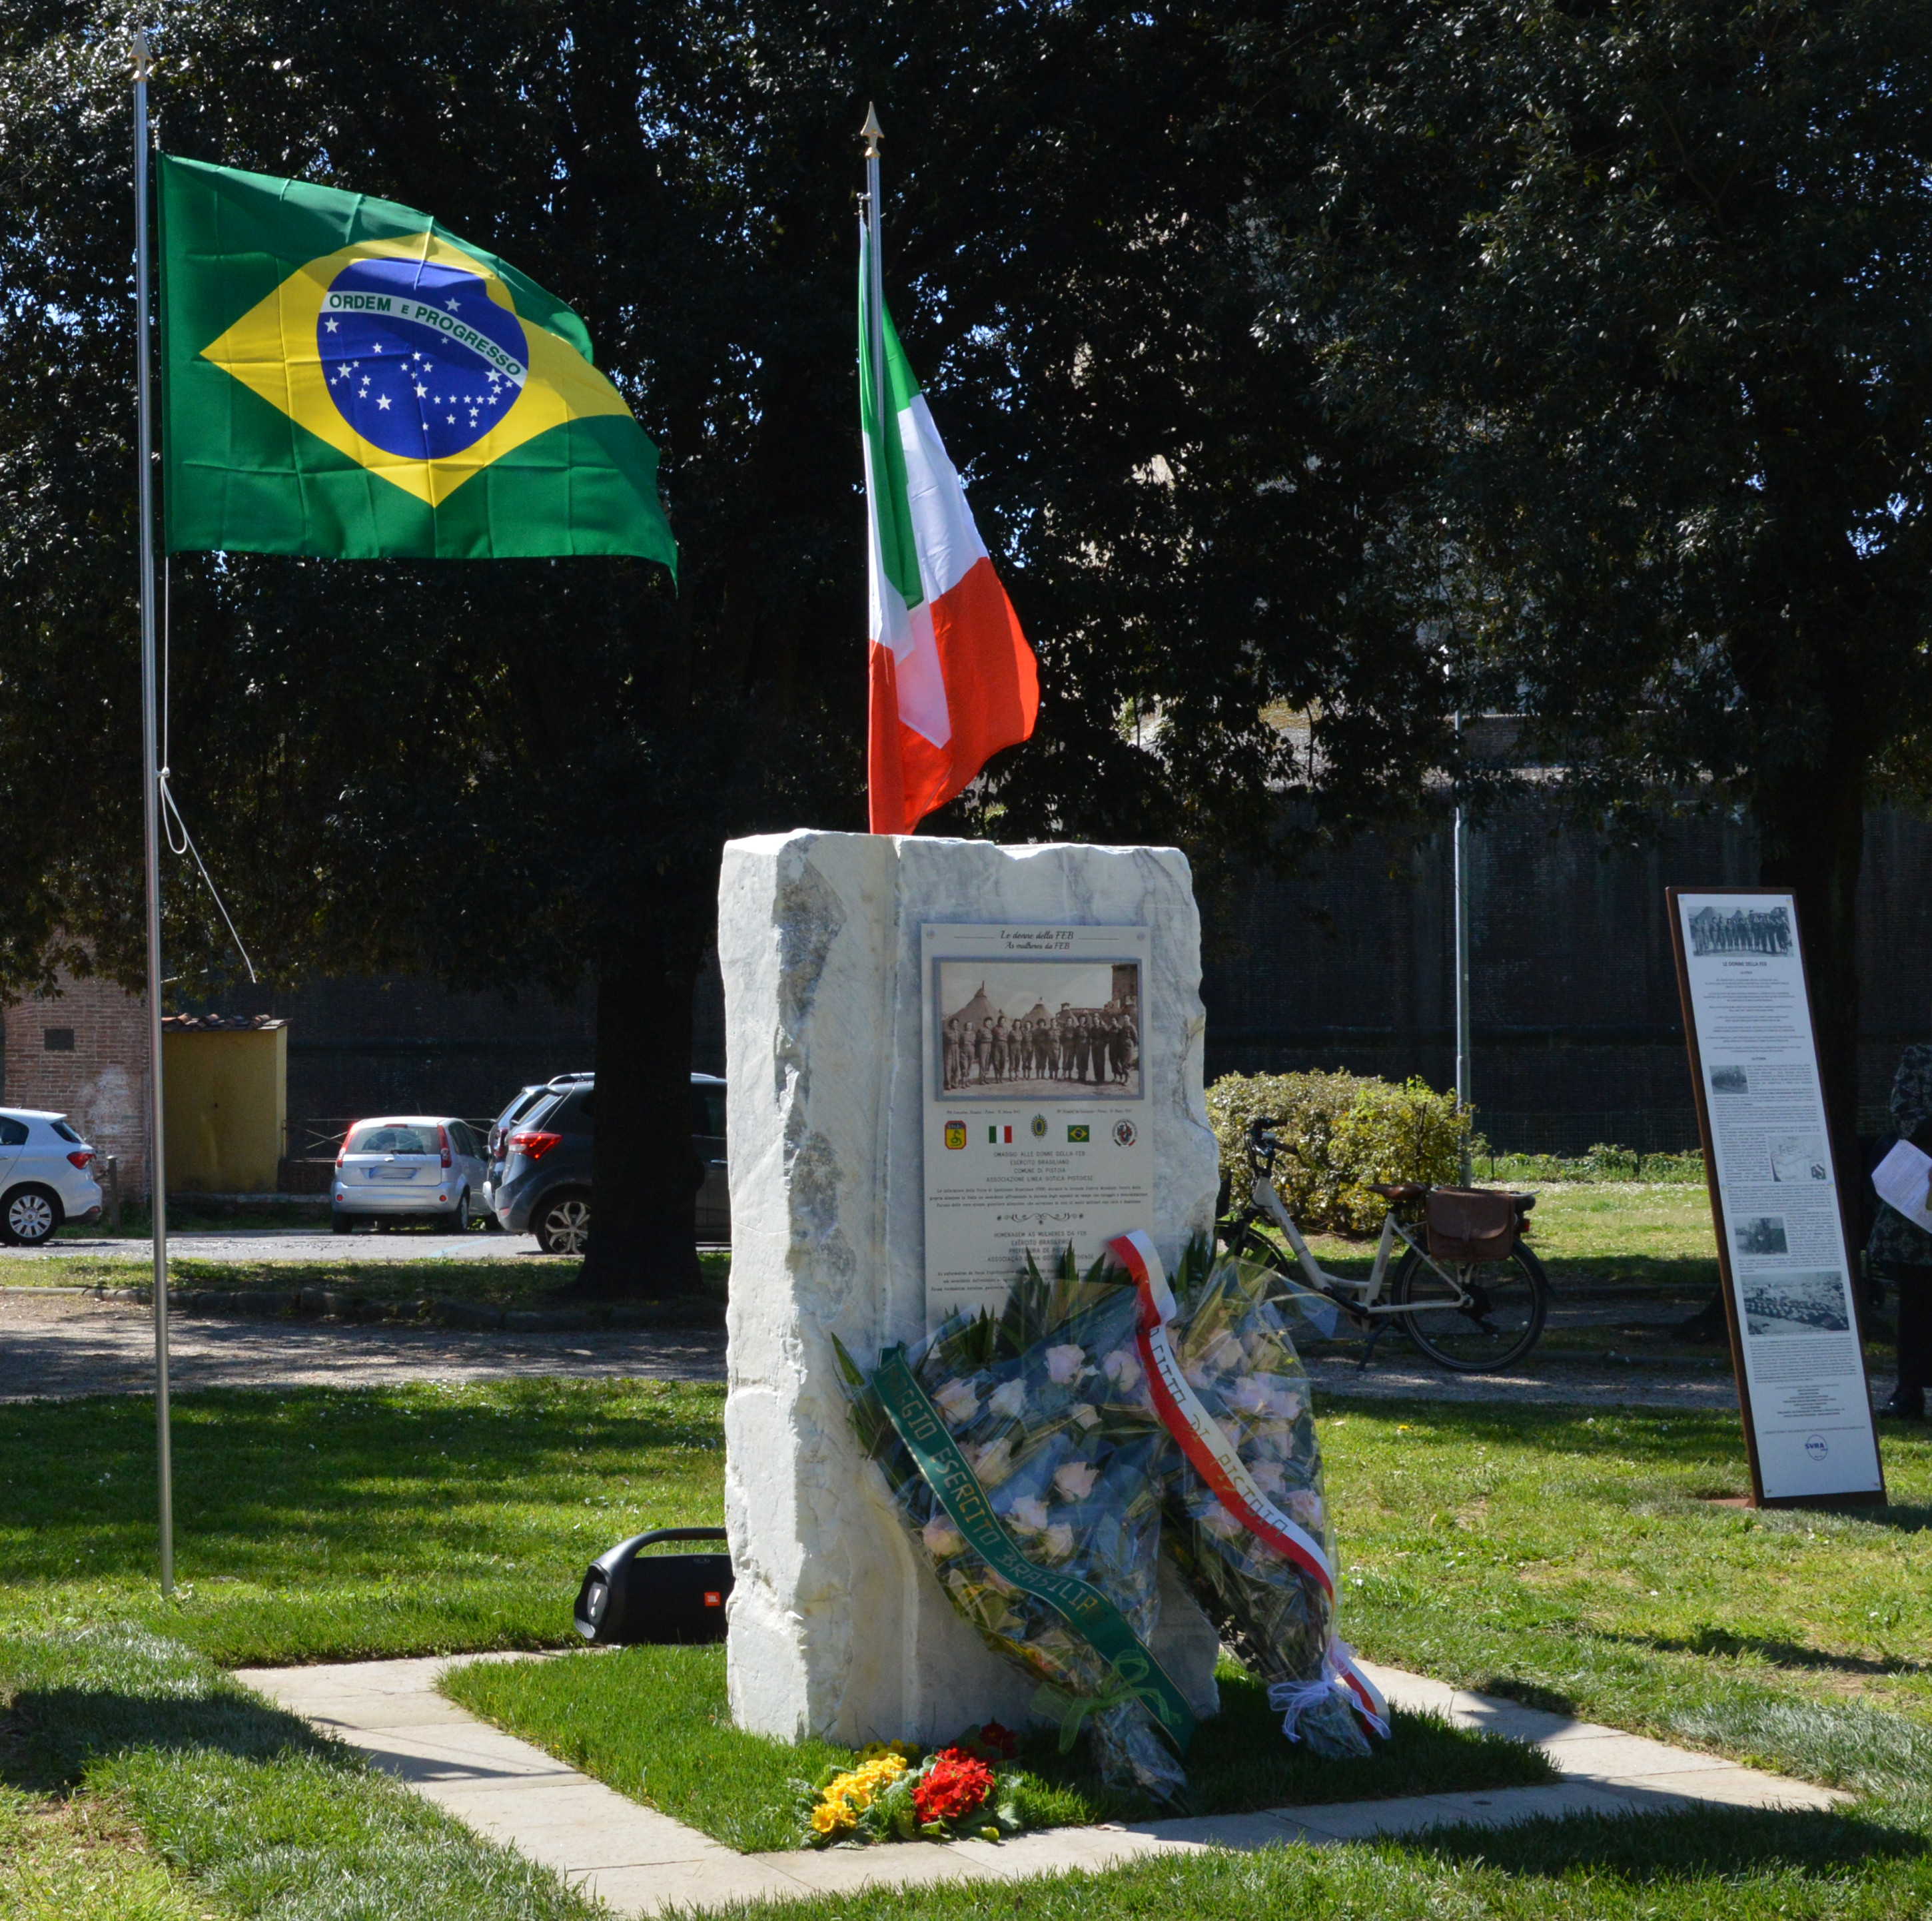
[933,957,1143,1102]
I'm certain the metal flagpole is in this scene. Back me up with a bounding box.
[1452,711,1473,1186]
[131,24,175,1596]
[861,105,887,462]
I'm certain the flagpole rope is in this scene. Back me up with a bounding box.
[156,554,259,984]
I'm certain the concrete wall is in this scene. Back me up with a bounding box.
[163,1028,288,1193]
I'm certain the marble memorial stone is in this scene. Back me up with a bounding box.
[720,829,1222,1744]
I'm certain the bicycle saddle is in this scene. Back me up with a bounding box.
[1368,1182,1427,1202]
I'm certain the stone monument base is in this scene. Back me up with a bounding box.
[720,830,1222,1744]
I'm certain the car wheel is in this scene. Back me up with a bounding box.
[450,1189,472,1232]
[1,1185,63,1247]
[534,1191,591,1256]
[332,1212,356,1236]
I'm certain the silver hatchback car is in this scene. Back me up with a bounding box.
[331,1115,488,1232]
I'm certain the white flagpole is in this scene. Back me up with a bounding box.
[131,24,174,1595]
[861,105,887,460]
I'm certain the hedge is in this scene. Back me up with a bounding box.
[1206,1069,1471,1235]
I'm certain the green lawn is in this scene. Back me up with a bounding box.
[443,1646,1552,1850]
[1294,1180,1721,1291]
[0,1379,724,1666]
[2,1378,1929,1916]
[0,1629,598,1921]
[0,1780,215,1921]
[680,1799,1932,1921]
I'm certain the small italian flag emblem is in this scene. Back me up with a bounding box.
[987,1124,1013,1144]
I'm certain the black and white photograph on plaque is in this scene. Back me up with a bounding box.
[1770,1136,1831,1184]
[1709,1064,1749,1094]
[1687,905,1794,958]
[1742,1271,1853,1338]
[935,957,1143,1100]
[1736,1215,1789,1257]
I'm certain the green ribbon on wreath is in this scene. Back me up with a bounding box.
[871,1344,1197,1752]
[1029,1663,1178,1754]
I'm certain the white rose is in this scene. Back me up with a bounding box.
[1052,1461,1099,1502]
[923,1517,965,1557]
[1045,1343,1087,1385]
[987,1378,1028,1421]
[969,1437,1016,1486]
[934,1379,979,1424]
[1006,1494,1051,1532]
[1101,1349,1142,1392]
[1042,1523,1075,1559]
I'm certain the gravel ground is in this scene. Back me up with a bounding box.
[27,1228,555,1263]
[0,1288,725,1402]
[1,1284,1898,1412]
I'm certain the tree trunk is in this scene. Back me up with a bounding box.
[1754,757,1867,1202]
[574,924,704,1298]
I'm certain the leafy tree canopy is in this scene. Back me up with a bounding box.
[1237,0,1932,1134]
[1,1,1438,1286]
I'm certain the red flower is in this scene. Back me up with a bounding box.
[912,1750,997,1825]
[977,1721,1021,1760]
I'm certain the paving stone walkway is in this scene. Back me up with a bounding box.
[237,1653,1846,1917]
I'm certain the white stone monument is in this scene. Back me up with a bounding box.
[720,829,1223,1744]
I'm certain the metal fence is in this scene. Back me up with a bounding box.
[1472,1106,1894,1164]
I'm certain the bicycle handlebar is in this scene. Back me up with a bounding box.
[1246,1116,1288,1171]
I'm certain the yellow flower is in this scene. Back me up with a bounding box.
[809,1803,846,1835]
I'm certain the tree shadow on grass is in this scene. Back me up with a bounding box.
[1594,1625,1932,1680]
[1400,1796,1927,1883]
[0,1627,350,1799]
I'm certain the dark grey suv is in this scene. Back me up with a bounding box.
[490,1073,729,1254]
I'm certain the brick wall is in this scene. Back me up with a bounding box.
[1,970,151,1196]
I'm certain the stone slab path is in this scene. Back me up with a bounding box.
[237,1653,1845,1918]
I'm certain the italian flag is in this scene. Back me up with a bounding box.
[861,228,1038,834]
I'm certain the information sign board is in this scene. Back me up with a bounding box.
[1667,888,1885,1505]
[921,922,1155,1327]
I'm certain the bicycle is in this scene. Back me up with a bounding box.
[1221,1117,1550,1373]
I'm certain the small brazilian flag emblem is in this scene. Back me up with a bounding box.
[1067,1124,1091,1142]
[159,156,676,567]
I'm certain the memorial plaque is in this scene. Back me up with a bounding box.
[1668,887,1885,1505]
[922,923,1155,1326]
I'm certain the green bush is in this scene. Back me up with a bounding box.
[1207,1070,1471,1235]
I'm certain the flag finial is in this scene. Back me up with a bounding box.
[131,25,155,80]
[861,103,883,158]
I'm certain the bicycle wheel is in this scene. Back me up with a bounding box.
[1390,1241,1549,1372]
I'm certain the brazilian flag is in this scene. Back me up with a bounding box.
[159,156,676,569]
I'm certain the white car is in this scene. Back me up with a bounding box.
[331,1114,488,1233]
[0,1106,105,1246]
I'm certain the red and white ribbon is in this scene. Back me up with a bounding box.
[1107,1228,1387,1734]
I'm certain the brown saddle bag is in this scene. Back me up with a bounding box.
[1424,1188,1520,1264]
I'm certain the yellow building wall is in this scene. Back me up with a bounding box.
[162,1028,288,1193]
